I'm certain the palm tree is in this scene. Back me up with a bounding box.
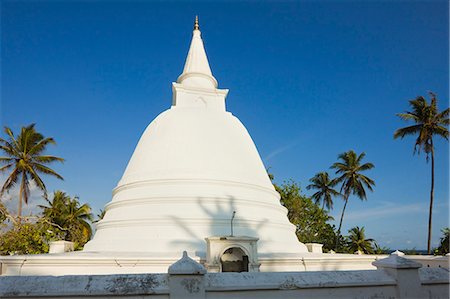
[40,191,93,246]
[0,124,64,220]
[306,172,340,211]
[436,227,449,255]
[394,92,449,254]
[331,150,375,251]
[346,226,374,254]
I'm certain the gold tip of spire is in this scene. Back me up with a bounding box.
[194,15,199,30]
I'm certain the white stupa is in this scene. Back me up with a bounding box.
[83,16,307,265]
[0,18,389,276]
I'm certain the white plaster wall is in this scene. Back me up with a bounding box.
[83,104,308,259]
[1,268,448,299]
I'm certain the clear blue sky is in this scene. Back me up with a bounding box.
[1,1,449,250]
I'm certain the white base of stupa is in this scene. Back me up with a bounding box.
[0,251,386,276]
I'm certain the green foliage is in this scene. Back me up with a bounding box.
[0,125,95,254]
[39,191,93,250]
[0,124,64,219]
[0,202,6,224]
[373,243,391,254]
[331,150,375,251]
[434,227,449,255]
[331,151,375,201]
[275,179,336,251]
[394,93,449,254]
[306,172,340,210]
[0,191,94,254]
[345,226,374,254]
[0,222,50,255]
[394,92,449,157]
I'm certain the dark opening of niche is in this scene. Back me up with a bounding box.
[221,247,249,272]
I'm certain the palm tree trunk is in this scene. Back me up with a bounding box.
[335,194,349,251]
[427,144,435,254]
[18,172,25,223]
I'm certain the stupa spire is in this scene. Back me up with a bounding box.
[177,16,218,89]
[194,15,199,30]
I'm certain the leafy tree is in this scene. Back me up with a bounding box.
[345,226,374,254]
[434,227,449,255]
[0,124,64,221]
[0,222,50,255]
[306,172,340,210]
[275,179,336,251]
[394,93,449,254]
[373,242,390,254]
[39,191,93,249]
[331,150,375,251]
[0,202,6,224]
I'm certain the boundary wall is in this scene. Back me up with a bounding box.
[0,252,448,299]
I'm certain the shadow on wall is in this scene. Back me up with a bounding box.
[169,195,268,261]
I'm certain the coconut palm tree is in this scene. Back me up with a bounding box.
[331,150,375,251]
[435,227,449,255]
[346,226,374,254]
[306,172,340,211]
[0,124,64,221]
[394,92,449,254]
[40,191,93,246]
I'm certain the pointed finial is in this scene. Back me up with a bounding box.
[194,15,200,30]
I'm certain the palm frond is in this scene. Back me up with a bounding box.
[26,165,47,194]
[394,125,423,139]
[358,162,375,172]
[0,163,14,172]
[3,127,18,148]
[28,137,57,156]
[397,112,419,122]
[20,172,31,204]
[0,142,20,157]
[0,168,20,196]
[433,125,449,140]
[33,155,65,163]
[33,163,64,180]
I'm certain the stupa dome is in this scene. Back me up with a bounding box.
[118,108,272,188]
[83,18,307,260]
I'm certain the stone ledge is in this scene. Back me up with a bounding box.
[0,274,169,297]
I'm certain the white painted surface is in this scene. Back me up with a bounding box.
[48,241,74,254]
[177,24,217,89]
[305,243,323,253]
[168,251,206,275]
[0,251,383,276]
[1,253,448,299]
[82,19,308,268]
[205,236,260,272]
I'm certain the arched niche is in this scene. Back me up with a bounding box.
[204,236,260,273]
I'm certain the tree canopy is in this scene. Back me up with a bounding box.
[306,172,340,211]
[0,124,64,220]
[394,92,449,254]
[345,226,374,254]
[331,150,375,251]
[40,191,93,249]
[274,179,336,251]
